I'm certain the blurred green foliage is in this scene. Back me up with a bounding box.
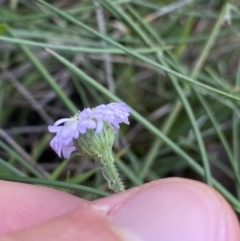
[1,0,240,210]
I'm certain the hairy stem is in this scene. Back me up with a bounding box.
[97,153,124,192]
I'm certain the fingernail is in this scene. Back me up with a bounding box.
[109,179,234,241]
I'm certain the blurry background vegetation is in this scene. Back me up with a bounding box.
[1,0,240,212]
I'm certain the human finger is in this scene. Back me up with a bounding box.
[0,180,87,234]
[3,178,240,241]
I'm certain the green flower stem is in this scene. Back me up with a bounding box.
[73,122,124,193]
[97,153,124,193]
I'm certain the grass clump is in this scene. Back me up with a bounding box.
[1,0,240,210]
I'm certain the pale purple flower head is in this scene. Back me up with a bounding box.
[48,102,130,158]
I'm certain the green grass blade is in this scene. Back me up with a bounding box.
[0,157,26,177]
[0,140,43,178]
[0,176,108,197]
[49,159,69,180]
[0,36,161,54]
[6,27,77,113]
[33,0,240,103]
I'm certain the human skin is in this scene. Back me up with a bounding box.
[0,178,239,241]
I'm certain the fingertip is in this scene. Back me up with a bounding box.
[0,181,86,234]
[95,178,240,241]
[3,204,124,241]
[2,178,239,241]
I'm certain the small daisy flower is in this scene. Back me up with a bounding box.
[48,102,130,159]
